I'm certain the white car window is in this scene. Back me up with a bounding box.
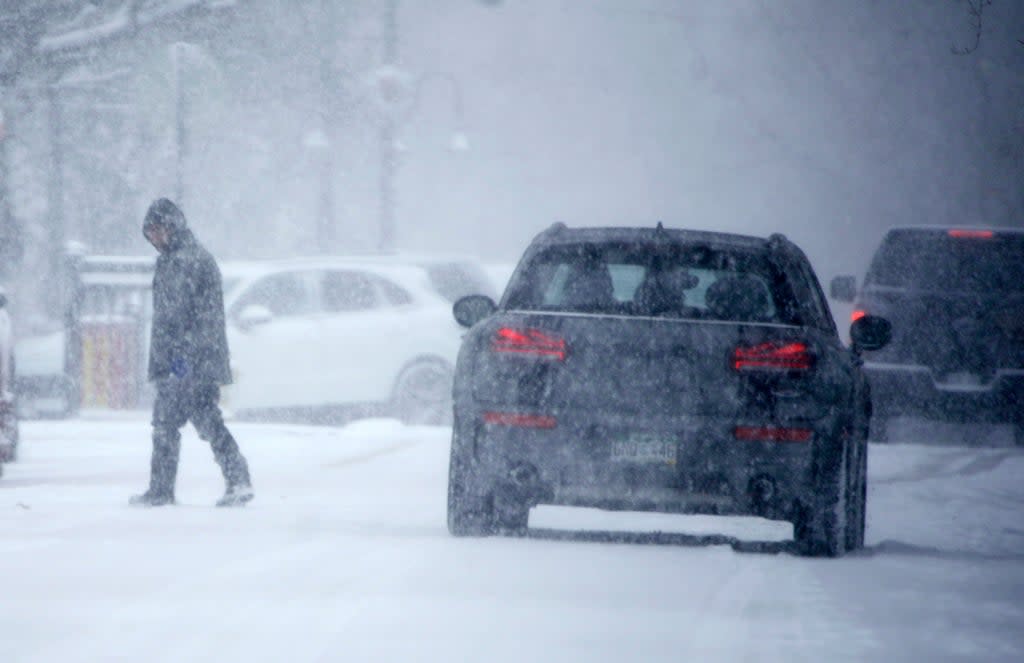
[374,277,414,307]
[321,271,380,313]
[231,273,314,318]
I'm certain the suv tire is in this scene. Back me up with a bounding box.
[869,415,889,443]
[447,434,496,536]
[845,437,868,551]
[795,445,848,558]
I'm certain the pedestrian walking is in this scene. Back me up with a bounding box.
[131,198,253,507]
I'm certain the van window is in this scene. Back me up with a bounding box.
[867,230,1024,293]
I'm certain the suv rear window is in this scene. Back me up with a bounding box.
[504,242,802,324]
[867,230,1024,293]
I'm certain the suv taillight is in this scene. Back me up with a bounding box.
[492,327,567,360]
[733,340,814,371]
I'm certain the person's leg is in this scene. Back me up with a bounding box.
[133,380,188,504]
[190,383,252,493]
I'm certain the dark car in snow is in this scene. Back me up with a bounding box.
[831,226,1024,446]
[447,223,891,557]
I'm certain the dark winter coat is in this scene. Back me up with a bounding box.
[145,201,232,385]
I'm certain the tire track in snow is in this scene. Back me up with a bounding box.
[873,448,1016,485]
[322,439,422,470]
[673,555,880,663]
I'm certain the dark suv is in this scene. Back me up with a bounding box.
[832,226,1024,445]
[448,224,889,557]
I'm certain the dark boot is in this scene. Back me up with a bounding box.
[216,483,254,507]
[208,428,253,503]
[138,427,181,505]
[129,489,175,507]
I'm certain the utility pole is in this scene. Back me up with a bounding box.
[0,104,13,277]
[317,0,338,252]
[46,72,65,265]
[378,0,398,253]
[172,43,187,207]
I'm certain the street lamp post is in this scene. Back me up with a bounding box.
[168,43,221,212]
[378,0,399,253]
[46,72,66,308]
[375,0,494,253]
[374,68,469,254]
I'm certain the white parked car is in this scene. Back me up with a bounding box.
[219,257,467,424]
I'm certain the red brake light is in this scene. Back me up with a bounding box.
[734,426,813,442]
[483,412,557,429]
[948,229,994,239]
[733,340,813,371]
[851,309,867,322]
[493,327,566,360]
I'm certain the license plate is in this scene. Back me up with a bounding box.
[610,434,677,464]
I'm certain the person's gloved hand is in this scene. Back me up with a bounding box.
[169,356,189,379]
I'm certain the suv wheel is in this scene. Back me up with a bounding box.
[869,415,889,443]
[447,433,496,536]
[492,491,530,534]
[845,438,868,551]
[795,445,848,558]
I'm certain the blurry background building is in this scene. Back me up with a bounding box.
[0,0,1022,329]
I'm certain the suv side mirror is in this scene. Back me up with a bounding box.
[830,275,857,302]
[236,304,274,331]
[453,294,497,328]
[850,315,891,353]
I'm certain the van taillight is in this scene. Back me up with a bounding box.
[948,229,994,239]
[851,309,867,322]
[733,340,813,371]
[492,327,566,360]
[483,412,557,428]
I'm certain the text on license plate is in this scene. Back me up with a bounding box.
[610,435,677,464]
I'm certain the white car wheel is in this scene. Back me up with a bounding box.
[391,360,453,426]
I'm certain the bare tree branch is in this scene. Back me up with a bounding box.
[952,0,993,55]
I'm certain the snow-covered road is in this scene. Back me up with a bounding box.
[1,416,1022,662]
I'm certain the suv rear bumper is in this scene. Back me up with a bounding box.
[865,362,1024,423]
[463,413,825,523]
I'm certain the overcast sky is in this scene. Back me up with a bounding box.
[386,0,1023,279]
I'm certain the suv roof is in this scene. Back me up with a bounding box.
[531,223,780,251]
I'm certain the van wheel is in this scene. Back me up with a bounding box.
[391,360,453,426]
